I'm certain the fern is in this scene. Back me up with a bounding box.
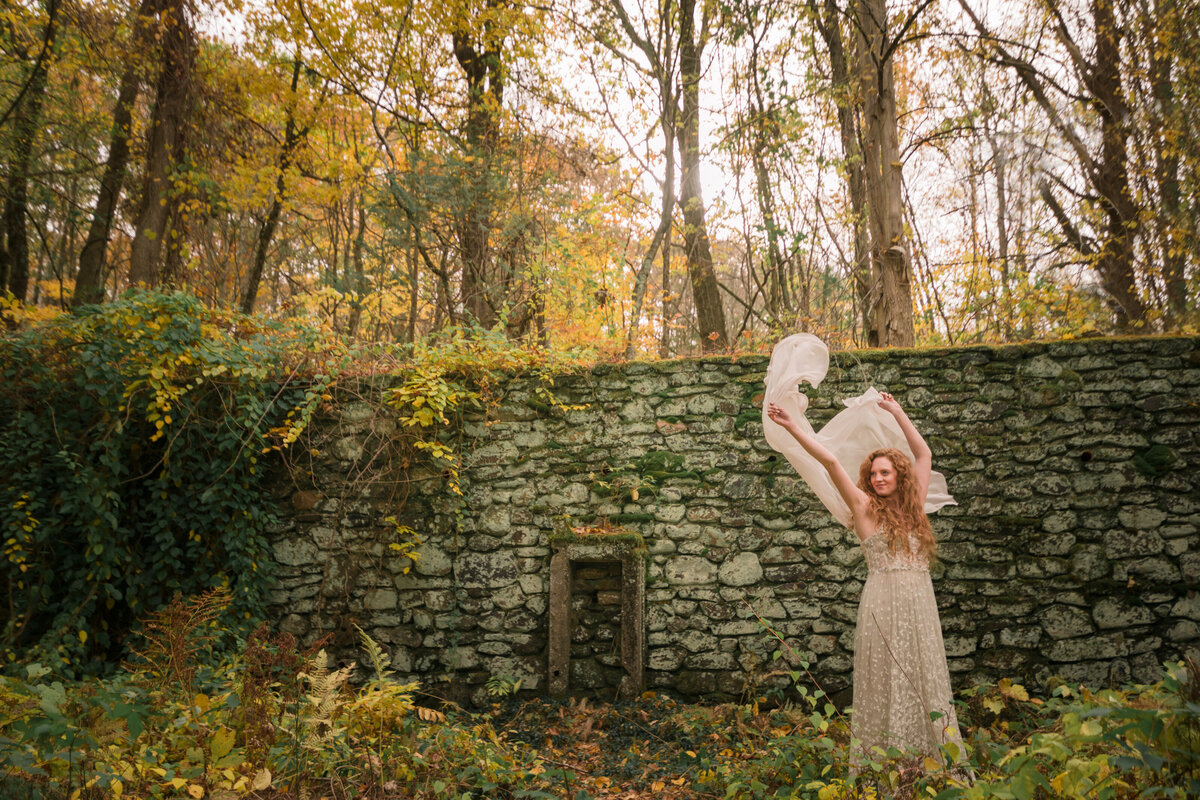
[125,587,231,698]
[298,649,353,749]
[355,625,391,682]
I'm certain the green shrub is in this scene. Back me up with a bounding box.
[0,290,337,676]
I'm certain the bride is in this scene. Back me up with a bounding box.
[762,334,965,764]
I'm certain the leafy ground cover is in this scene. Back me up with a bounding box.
[1,593,1197,800]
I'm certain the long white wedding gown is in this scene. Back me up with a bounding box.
[762,334,964,761]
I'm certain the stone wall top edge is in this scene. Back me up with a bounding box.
[318,334,1197,395]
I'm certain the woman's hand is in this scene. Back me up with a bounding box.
[766,402,795,430]
[877,392,903,416]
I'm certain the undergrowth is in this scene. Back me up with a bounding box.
[0,596,1197,800]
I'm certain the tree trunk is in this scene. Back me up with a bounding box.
[626,87,675,359]
[452,19,504,329]
[73,0,160,307]
[746,25,789,321]
[128,0,193,288]
[676,0,728,351]
[346,189,368,337]
[811,0,870,340]
[1150,0,1185,325]
[241,57,305,314]
[856,0,915,347]
[1089,0,1144,328]
[3,0,60,302]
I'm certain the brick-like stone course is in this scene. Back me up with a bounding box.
[267,336,1200,706]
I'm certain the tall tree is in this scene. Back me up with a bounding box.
[855,0,921,346]
[128,0,195,287]
[2,0,60,302]
[73,0,163,307]
[808,0,870,337]
[957,0,1148,329]
[240,56,311,314]
[675,0,728,350]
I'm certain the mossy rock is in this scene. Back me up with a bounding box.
[1132,445,1177,478]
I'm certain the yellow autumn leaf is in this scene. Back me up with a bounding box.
[187,784,205,799]
[209,726,235,761]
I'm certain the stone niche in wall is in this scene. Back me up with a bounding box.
[548,535,646,699]
[267,336,1200,706]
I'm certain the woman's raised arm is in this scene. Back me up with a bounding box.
[766,402,867,516]
[877,392,931,500]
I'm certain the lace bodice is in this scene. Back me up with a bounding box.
[861,528,929,574]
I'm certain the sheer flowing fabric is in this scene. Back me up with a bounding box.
[760,333,955,528]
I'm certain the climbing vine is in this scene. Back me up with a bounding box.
[0,291,341,676]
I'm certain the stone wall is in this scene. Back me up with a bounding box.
[267,336,1200,706]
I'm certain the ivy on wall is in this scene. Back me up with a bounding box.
[0,291,339,676]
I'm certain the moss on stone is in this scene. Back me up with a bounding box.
[614,512,655,525]
[1132,445,1177,478]
[525,398,553,415]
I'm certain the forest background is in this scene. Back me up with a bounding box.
[0,0,1197,354]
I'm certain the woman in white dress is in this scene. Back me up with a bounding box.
[760,334,964,764]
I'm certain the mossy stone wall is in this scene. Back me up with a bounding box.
[267,336,1200,706]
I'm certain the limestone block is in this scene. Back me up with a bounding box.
[413,545,453,577]
[1168,621,1198,641]
[943,634,977,657]
[1118,507,1168,531]
[1020,355,1063,378]
[655,505,687,523]
[479,506,512,535]
[748,599,787,619]
[649,647,684,670]
[1172,594,1200,621]
[718,552,763,586]
[364,588,397,611]
[518,574,545,595]
[1093,597,1156,629]
[274,539,319,566]
[1069,546,1110,581]
[331,435,364,461]
[781,598,821,619]
[1045,633,1128,662]
[457,551,520,588]
[665,555,718,585]
[677,630,718,653]
[998,627,1042,648]
[493,583,526,610]
[468,534,502,552]
[422,590,453,611]
[441,646,480,670]
[390,646,413,672]
[1124,557,1180,582]
[712,620,760,636]
[1040,604,1095,639]
[686,651,737,670]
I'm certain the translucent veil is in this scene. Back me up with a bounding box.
[761,333,956,530]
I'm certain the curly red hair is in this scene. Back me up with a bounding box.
[857,447,936,562]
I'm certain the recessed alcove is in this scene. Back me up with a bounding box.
[548,537,645,699]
